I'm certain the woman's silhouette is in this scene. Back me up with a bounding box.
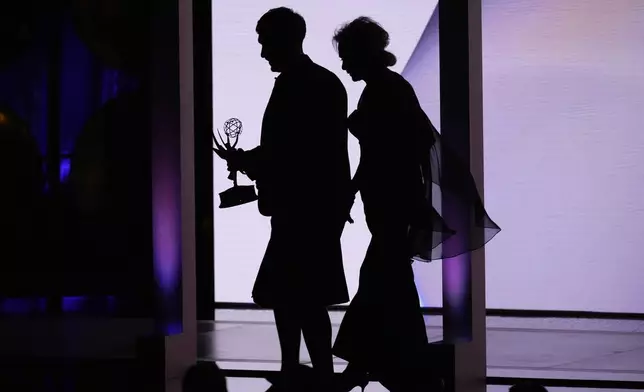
[331,17,500,392]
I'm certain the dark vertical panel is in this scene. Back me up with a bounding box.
[150,0,183,333]
[193,0,215,321]
[439,0,474,343]
[438,1,486,391]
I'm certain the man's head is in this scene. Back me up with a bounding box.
[256,7,306,72]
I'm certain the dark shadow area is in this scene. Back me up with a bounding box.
[0,0,154,314]
[0,1,158,389]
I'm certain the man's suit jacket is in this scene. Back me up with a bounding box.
[242,55,351,222]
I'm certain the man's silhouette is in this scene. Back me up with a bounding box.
[215,7,351,391]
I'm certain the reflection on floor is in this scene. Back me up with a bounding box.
[201,309,644,390]
[224,379,643,392]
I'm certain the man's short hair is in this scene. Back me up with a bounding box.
[256,7,306,44]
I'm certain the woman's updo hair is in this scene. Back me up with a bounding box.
[333,17,397,67]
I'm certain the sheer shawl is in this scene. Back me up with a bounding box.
[408,105,500,262]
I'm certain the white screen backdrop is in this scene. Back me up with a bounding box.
[212,0,644,313]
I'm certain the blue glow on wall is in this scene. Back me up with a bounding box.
[0,298,47,314]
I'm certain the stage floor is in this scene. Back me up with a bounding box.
[1,308,643,391]
[202,309,644,391]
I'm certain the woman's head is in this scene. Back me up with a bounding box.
[333,17,397,81]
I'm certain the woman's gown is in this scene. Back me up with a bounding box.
[332,69,500,378]
[333,70,432,376]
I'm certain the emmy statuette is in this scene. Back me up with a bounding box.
[213,118,258,208]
